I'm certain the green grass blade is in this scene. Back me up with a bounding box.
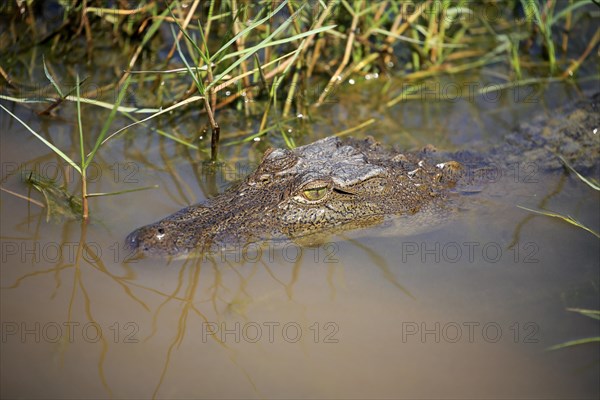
[567,308,600,321]
[219,24,338,62]
[0,94,160,113]
[42,55,64,97]
[0,104,81,173]
[550,0,594,25]
[206,3,307,91]
[547,337,600,351]
[334,118,377,137]
[171,24,204,92]
[196,20,211,64]
[521,0,542,25]
[116,113,198,149]
[209,0,287,62]
[98,95,204,147]
[371,27,465,48]
[165,2,213,67]
[85,75,132,168]
[86,185,159,198]
[138,7,171,56]
[548,308,600,350]
[75,74,85,173]
[0,94,53,104]
[279,123,296,149]
[517,205,600,238]
[208,22,337,92]
[62,96,159,113]
[557,154,600,191]
[223,116,298,146]
[128,66,211,74]
[165,3,209,82]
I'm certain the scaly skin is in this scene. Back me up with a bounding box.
[126,136,458,256]
[126,94,599,256]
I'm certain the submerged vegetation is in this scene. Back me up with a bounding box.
[0,0,598,217]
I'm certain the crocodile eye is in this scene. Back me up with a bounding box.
[302,186,328,201]
[292,179,332,204]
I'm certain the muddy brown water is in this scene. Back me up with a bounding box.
[1,66,599,398]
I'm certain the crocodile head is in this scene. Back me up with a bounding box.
[126,136,449,256]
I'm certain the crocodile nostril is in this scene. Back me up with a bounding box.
[125,229,140,249]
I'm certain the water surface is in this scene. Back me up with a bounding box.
[1,49,599,400]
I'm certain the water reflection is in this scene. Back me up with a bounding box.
[4,200,421,396]
[3,174,598,397]
[1,81,599,398]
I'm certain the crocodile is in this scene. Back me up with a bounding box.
[126,94,599,256]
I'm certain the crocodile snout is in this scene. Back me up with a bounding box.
[125,228,141,251]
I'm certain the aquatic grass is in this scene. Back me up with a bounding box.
[121,112,199,149]
[74,74,89,217]
[567,308,600,321]
[520,0,557,73]
[116,6,171,87]
[333,118,377,137]
[166,4,225,160]
[5,2,595,80]
[547,336,600,350]
[97,94,205,148]
[517,206,600,239]
[77,73,163,217]
[2,0,598,157]
[0,104,82,173]
[167,0,338,154]
[515,152,600,240]
[222,116,298,146]
[316,0,361,105]
[561,27,600,78]
[547,308,600,351]
[0,93,160,113]
[519,0,596,75]
[557,154,600,191]
[509,34,523,79]
[0,69,156,219]
[22,171,82,221]
[39,55,80,115]
[168,17,220,160]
